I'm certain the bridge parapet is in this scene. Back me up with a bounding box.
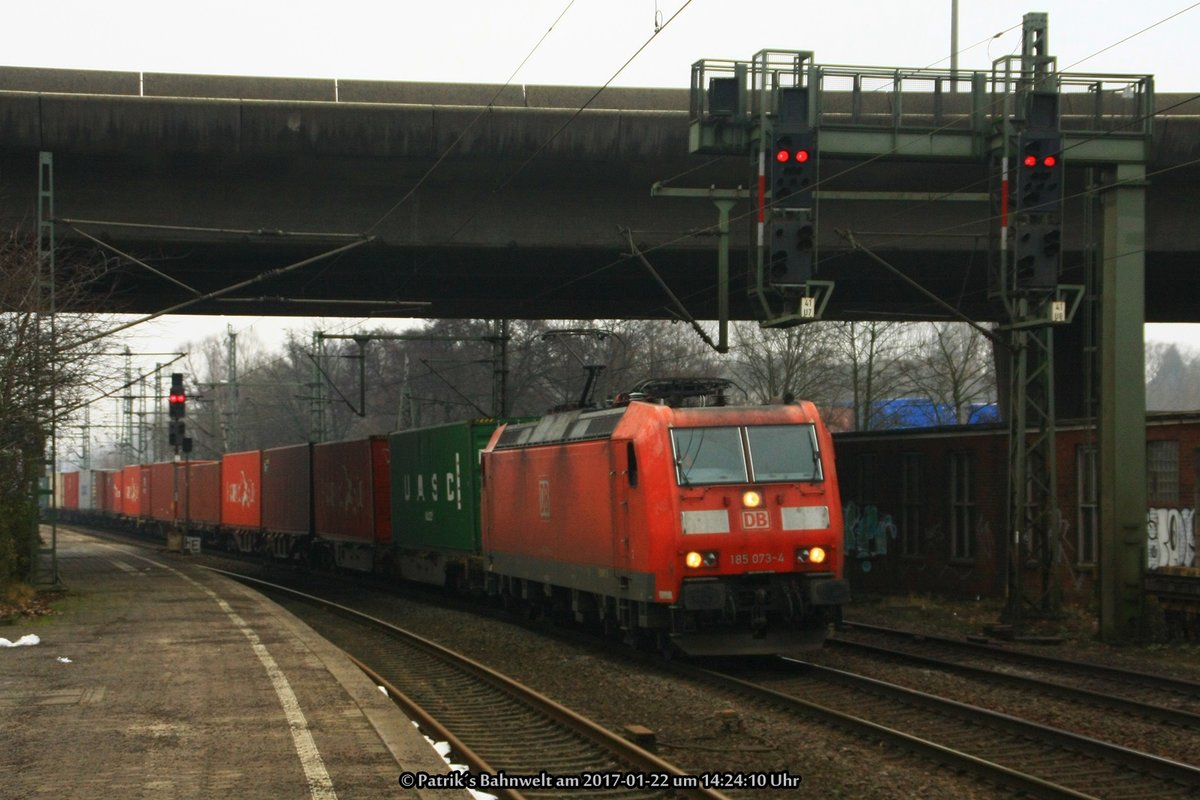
[688,54,1153,163]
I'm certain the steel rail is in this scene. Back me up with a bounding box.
[209,568,732,800]
[665,660,1093,800]
[826,635,1200,729]
[840,620,1200,699]
[347,654,527,800]
[780,657,1200,793]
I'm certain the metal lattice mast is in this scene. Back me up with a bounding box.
[226,326,240,451]
[122,347,133,465]
[309,330,327,443]
[31,151,60,587]
[490,318,510,417]
[999,13,1063,625]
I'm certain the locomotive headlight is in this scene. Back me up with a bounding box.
[742,490,762,508]
[685,550,719,569]
[797,546,828,564]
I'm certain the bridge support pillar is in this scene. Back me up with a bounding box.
[1098,163,1147,642]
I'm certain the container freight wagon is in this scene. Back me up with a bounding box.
[100,470,123,516]
[314,436,390,572]
[186,461,222,534]
[481,400,848,656]
[221,450,263,553]
[389,419,507,588]
[261,444,312,557]
[147,462,180,529]
[120,464,146,520]
[78,470,95,513]
[61,472,79,511]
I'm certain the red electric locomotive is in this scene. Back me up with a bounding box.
[481,380,848,656]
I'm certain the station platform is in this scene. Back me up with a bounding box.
[0,528,471,799]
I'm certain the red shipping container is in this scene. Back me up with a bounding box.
[148,462,180,523]
[185,461,221,527]
[314,437,390,545]
[121,465,142,517]
[221,450,262,530]
[139,465,151,519]
[62,472,80,510]
[100,470,122,515]
[262,444,311,536]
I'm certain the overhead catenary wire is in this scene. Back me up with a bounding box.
[65,3,1199,432]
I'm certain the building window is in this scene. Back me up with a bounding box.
[901,453,922,556]
[1076,446,1098,565]
[855,452,878,506]
[1146,440,1179,506]
[1195,449,1200,514]
[949,451,974,560]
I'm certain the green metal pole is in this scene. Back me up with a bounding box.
[1098,163,1147,642]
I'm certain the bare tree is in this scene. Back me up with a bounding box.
[830,321,910,430]
[728,321,840,404]
[1,232,117,582]
[903,322,997,424]
[1145,342,1200,412]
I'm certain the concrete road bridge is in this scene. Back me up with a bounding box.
[1,65,1198,324]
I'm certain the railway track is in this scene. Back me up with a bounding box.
[671,658,1200,799]
[832,620,1200,727]
[210,568,732,800]
[80,526,1200,796]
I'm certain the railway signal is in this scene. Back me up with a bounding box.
[169,372,187,419]
[768,212,816,286]
[1014,222,1062,288]
[770,127,816,209]
[767,126,817,287]
[167,373,192,453]
[1015,133,1062,214]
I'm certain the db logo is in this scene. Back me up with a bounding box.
[741,509,770,530]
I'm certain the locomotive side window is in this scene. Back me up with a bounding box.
[626,441,639,487]
[673,427,748,485]
[746,425,822,482]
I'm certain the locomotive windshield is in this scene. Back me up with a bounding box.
[672,424,821,485]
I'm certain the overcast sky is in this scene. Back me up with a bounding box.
[5,0,1197,428]
[6,1,1196,90]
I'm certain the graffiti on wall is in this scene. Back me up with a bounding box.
[843,503,897,566]
[1147,507,1198,568]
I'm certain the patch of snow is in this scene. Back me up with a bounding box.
[0,634,40,648]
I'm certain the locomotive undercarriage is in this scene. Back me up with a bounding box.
[668,573,849,655]
[483,567,848,656]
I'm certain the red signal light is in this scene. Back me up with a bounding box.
[795,149,810,163]
[1043,155,1057,167]
[775,149,790,163]
[169,392,186,404]
[1023,154,1038,168]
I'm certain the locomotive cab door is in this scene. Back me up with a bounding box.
[611,439,636,573]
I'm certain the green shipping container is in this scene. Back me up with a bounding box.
[389,419,505,554]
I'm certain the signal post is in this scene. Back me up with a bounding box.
[677,12,1151,640]
[167,372,196,552]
